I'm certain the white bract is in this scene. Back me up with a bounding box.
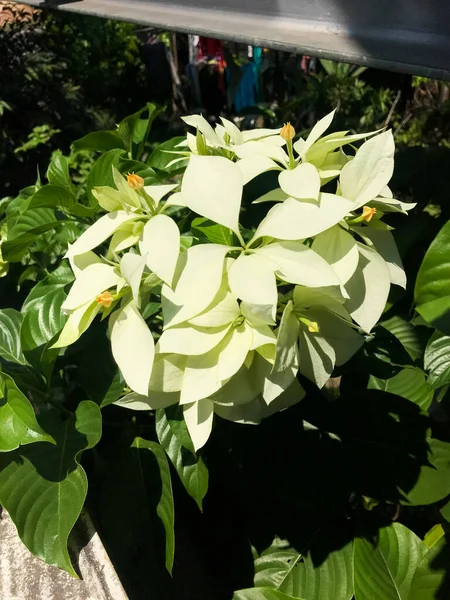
[56,110,413,451]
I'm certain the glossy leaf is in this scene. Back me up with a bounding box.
[191,217,235,246]
[155,405,208,510]
[0,372,54,452]
[409,537,450,600]
[132,437,175,574]
[0,401,102,575]
[0,309,27,365]
[380,316,424,362]
[424,331,450,389]
[47,151,75,193]
[354,523,426,600]
[368,367,433,411]
[415,220,450,334]
[72,130,125,152]
[405,438,450,505]
[253,534,353,600]
[234,589,301,600]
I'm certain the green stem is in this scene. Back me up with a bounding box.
[286,139,296,169]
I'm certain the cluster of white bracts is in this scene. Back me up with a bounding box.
[54,110,414,450]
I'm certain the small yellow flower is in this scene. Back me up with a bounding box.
[126,172,144,190]
[362,206,377,222]
[280,122,295,142]
[96,291,114,308]
[308,321,319,333]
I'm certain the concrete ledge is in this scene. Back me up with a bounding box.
[0,509,128,600]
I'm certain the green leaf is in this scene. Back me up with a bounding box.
[368,367,433,410]
[441,499,450,524]
[0,372,54,451]
[21,283,67,351]
[409,536,450,600]
[380,316,424,362]
[192,217,235,245]
[415,220,450,334]
[86,148,125,205]
[0,401,102,575]
[118,103,161,156]
[0,309,27,365]
[147,136,188,174]
[4,208,61,262]
[156,405,209,510]
[132,438,175,574]
[25,185,75,210]
[234,589,302,600]
[354,523,426,600]
[254,536,354,600]
[424,331,450,389]
[71,130,125,152]
[47,151,75,194]
[404,438,450,505]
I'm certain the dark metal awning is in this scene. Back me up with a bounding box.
[24,0,450,80]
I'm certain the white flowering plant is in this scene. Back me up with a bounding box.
[52,109,412,451]
[1,104,450,599]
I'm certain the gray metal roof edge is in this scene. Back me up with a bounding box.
[23,0,450,81]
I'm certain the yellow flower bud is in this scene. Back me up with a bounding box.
[96,291,114,308]
[280,122,295,142]
[308,321,319,333]
[362,206,377,222]
[126,172,144,190]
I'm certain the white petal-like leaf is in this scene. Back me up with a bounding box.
[120,252,146,307]
[219,116,244,145]
[241,128,282,142]
[183,398,214,451]
[143,184,179,208]
[234,141,287,163]
[249,323,277,349]
[236,155,281,185]
[253,194,355,242]
[67,250,101,277]
[62,263,120,312]
[278,163,321,200]
[355,226,406,288]
[256,241,341,287]
[295,109,335,156]
[181,154,242,234]
[114,391,178,410]
[66,211,138,258]
[306,129,380,165]
[110,302,155,395]
[158,323,231,356]
[217,324,253,381]
[340,130,395,206]
[298,325,336,388]
[252,352,298,405]
[273,301,300,373]
[181,114,222,146]
[312,225,359,284]
[253,188,288,204]
[189,287,240,327]
[162,244,231,327]
[139,214,180,286]
[149,353,187,393]
[228,254,277,323]
[52,300,100,348]
[344,243,391,332]
[180,348,224,404]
